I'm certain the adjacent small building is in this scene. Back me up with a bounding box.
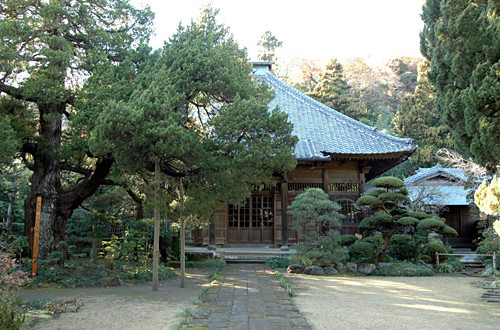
[196,62,416,247]
[404,164,480,247]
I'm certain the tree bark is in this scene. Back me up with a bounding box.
[23,102,114,259]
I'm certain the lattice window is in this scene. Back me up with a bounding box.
[229,196,273,228]
[337,199,358,224]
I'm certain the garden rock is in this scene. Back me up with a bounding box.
[287,264,304,274]
[358,263,376,274]
[378,262,393,268]
[304,266,324,275]
[346,262,358,273]
[323,266,338,275]
[334,263,346,273]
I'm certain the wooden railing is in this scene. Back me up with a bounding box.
[287,182,360,193]
[435,252,497,269]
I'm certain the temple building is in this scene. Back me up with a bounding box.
[196,62,416,247]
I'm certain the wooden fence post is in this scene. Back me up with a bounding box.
[31,196,42,277]
[435,252,440,268]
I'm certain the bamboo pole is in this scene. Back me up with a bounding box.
[152,162,160,292]
[179,177,185,288]
[31,196,42,277]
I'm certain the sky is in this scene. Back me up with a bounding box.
[131,0,425,65]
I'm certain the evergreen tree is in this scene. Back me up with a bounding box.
[309,59,367,120]
[256,30,282,62]
[393,61,453,169]
[0,0,153,258]
[355,176,457,263]
[91,7,297,283]
[421,0,499,171]
[288,188,344,266]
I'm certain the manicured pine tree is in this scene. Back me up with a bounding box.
[355,176,457,263]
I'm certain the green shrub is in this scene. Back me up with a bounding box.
[265,257,291,269]
[371,176,405,189]
[292,247,347,267]
[482,268,500,277]
[370,261,434,276]
[349,241,376,262]
[0,292,25,330]
[339,234,358,247]
[417,218,446,234]
[437,261,465,273]
[387,234,418,261]
[423,240,448,263]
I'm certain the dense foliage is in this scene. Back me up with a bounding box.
[355,176,457,263]
[421,0,499,171]
[288,188,346,266]
[0,0,154,258]
[393,61,453,168]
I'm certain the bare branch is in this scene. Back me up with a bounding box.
[437,148,488,179]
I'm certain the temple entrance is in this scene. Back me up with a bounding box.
[227,194,274,244]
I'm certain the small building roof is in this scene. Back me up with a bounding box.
[404,164,467,185]
[253,66,416,179]
[407,185,470,206]
[404,164,471,206]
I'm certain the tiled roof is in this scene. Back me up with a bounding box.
[254,68,416,161]
[404,164,467,185]
[404,165,471,206]
[407,185,470,206]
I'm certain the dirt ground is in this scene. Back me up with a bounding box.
[288,273,500,330]
[19,269,500,330]
[20,270,211,330]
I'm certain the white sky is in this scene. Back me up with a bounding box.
[131,0,425,64]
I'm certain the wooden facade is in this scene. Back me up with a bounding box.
[196,161,373,247]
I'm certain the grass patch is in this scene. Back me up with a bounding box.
[173,257,226,330]
[174,307,193,330]
[272,269,294,297]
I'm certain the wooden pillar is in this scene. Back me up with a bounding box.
[322,168,329,194]
[209,211,216,246]
[359,166,367,194]
[281,179,289,251]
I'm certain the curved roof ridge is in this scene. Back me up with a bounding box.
[262,71,414,151]
[404,164,467,184]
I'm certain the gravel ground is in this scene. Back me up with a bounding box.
[288,273,500,330]
[20,270,211,330]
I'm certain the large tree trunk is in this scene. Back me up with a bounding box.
[24,103,64,259]
[24,103,114,259]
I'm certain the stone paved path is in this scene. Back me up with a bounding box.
[184,263,312,330]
